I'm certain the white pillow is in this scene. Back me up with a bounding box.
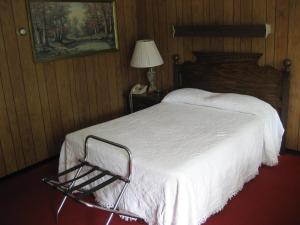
[162,88,214,104]
[163,88,274,116]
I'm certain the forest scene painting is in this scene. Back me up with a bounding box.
[28,0,118,61]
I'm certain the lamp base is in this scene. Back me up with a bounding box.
[147,68,157,93]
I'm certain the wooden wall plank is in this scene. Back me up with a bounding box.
[266,0,276,66]
[152,0,162,89]
[84,56,100,124]
[43,62,64,154]
[287,0,300,150]
[191,0,205,51]
[66,59,80,128]
[274,0,291,147]
[55,60,75,133]
[146,0,155,38]
[128,0,139,87]
[12,0,48,161]
[94,57,105,121]
[202,0,211,51]
[72,58,91,126]
[122,0,138,91]
[240,0,253,52]
[166,0,178,89]
[182,0,193,60]
[252,0,267,65]
[113,52,125,116]
[0,73,17,173]
[233,0,241,52]
[209,0,224,51]
[274,0,290,69]
[223,0,234,52]
[0,0,36,165]
[176,0,184,59]
[0,141,7,176]
[105,53,119,118]
[35,64,55,155]
[158,0,169,90]
[0,18,25,170]
[115,0,131,111]
[136,0,147,38]
[96,56,112,121]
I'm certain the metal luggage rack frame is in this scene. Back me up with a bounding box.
[42,135,146,225]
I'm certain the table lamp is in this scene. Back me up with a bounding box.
[130,40,164,93]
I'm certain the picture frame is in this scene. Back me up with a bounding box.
[26,0,118,62]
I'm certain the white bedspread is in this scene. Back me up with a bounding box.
[59,89,284,225]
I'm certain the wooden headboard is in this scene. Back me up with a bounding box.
[173,52,291,131]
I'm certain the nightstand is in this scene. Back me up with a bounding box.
[129,91,167,113]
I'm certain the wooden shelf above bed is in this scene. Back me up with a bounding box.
[172,24,271,38]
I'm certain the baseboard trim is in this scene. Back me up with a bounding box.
[0,155,59,182]
[283,149,300,156]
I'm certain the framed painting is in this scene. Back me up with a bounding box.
[26,0,118,62]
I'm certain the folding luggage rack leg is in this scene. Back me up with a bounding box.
[42,135,145,225]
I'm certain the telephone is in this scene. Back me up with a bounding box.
[130,84,148,95]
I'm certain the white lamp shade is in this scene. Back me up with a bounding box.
[130,40,164,68]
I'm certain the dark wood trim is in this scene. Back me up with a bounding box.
[0,155,59,182]
[283,149,300,156]
[172,24,268,37]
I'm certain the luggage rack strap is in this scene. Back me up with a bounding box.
[43,161,87,182]
[77,176,119,199]
[67,171,109,193]
[60,167,98,186]
[79,160,130,183]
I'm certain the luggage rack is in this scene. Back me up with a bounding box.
[42,135,146,225]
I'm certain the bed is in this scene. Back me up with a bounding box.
[58,52,291,225]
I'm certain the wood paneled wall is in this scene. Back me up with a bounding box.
[0,0,141,177]
[137,0,300,151]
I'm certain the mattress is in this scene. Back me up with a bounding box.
[59,88,284,225]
